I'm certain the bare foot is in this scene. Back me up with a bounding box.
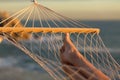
[60,33,110,80]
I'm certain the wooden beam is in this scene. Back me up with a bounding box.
[0,27,100,34]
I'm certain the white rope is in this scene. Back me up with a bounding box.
[1,2,120,80]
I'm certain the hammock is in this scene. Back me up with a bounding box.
[0,1,119,80]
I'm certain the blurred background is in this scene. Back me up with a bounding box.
[0,0,120,80]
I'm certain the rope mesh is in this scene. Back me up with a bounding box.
[0,1,120,80]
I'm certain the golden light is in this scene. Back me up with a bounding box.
[0,36,3,43]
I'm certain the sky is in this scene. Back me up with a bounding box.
[0,0,120,20]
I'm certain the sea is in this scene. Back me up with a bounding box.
[0,21,120,80]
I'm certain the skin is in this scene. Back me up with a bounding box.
[60,33,110,80]
[0,11,110,80]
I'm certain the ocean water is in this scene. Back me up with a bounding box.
[0,21,120,80]
[81,21,120,63]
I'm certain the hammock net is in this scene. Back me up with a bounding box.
[0,1,120,80]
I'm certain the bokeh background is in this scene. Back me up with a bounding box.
[0,0,120,80]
